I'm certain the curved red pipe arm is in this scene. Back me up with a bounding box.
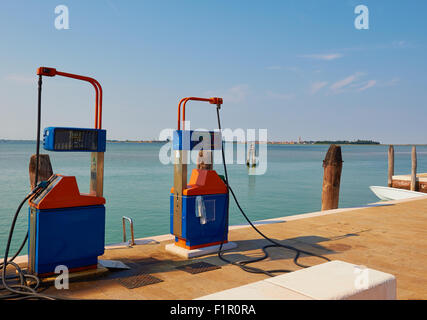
[177,98,187,130]
[37,67,103,129]
[56,71,103,129]
[178,97,223,130]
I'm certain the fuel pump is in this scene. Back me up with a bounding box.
[166,97,237,257]
[27,67,106,276]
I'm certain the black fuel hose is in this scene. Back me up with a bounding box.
[0,188,55,300]
[0,75,43,268]
[215,105,330,276]
[0,75,59,300]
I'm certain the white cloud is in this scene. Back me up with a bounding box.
[225,84,249,103]
[266,91,294,100]
[330,72,364,92]
[300,53,343,61]
[392,40,408,48]
[206,84,249,104]
[382,77,400,87]
[357,80,377,92]
[310,81,328,94]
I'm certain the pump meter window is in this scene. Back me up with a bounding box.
[55,128,98,151]
[43,127,106,152]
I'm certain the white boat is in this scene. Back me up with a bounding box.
[369,186,426,201]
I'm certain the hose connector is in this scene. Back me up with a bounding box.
[30,180,49,195]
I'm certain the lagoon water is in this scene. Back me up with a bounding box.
[1,141,427,256]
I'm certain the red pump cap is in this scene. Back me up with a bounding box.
[209,97,223,105]
[37,67,57,77]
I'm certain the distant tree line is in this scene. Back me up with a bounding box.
[312,139,380,145]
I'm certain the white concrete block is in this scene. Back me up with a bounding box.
[264,260,396,300]
[165,242,237,259]
[196,280,312,300]
[195,260,396,300]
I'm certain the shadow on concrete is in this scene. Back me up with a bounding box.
[50,229,370,292]
[100,234,339,281]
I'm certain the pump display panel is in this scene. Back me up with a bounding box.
[173,130,222,150]
[43,127,106,152]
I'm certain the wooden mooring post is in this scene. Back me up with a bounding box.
[388,145,394,187]
[411,146,417,191]
[29,154,53,189]
[321,145,343,211]
[197,150,213,170]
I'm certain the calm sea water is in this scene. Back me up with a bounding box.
[1,141,427,256]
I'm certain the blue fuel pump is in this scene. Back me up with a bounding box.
[168,97,235,253]
[27,67,107,276]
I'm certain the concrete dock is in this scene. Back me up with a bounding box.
[38,196,427,300]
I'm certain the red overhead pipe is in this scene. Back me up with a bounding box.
[178,96,223,130]
[36,67,103,129]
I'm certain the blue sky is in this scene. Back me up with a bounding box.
[0,0,426,143]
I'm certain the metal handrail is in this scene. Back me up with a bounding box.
[122,216,135,246]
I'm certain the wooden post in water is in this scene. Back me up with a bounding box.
[197,150,213,170]
[388,145,394,187]
[411,146,417,191]
[29,154,53,189]
[321,145,343,211]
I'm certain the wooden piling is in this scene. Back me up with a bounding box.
[29,154,53,189]
[197,150,213,170]
[388,145,394,187]
[411,146,417,191]
[387,145,394,187]
[321,145,343,211]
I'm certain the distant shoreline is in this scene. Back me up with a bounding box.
[107,140,167,144]
[1,139,426,146]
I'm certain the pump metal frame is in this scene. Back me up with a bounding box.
[36,67,105,197]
